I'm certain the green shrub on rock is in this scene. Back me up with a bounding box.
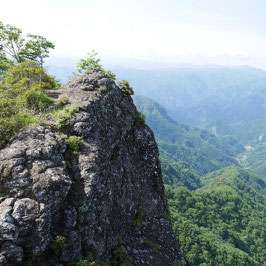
[117,80,134,96]
[65,135,84,156]
[53,104,79,128]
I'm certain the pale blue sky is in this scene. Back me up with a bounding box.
[1,0,266,69]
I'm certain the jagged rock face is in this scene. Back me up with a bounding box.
[0,70,188,265]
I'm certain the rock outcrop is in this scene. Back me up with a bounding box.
[0,70,188,265]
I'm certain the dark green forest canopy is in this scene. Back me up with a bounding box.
[134,95,266,266]
[166,174,266,266]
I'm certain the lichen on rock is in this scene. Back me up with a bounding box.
[0,70,189,265]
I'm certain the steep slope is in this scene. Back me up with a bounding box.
[166,171,266,266]
[134,96,244,176]
[0,70,187,265]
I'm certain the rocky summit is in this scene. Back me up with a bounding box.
[0,70,188,265]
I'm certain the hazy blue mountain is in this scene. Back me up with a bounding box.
[133,95,244,176]
[114,66,266,130]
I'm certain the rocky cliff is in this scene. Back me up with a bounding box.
[0,70,188,265]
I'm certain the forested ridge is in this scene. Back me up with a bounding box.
[134,95,266,265]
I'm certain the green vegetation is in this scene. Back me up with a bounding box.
[161,159,201,190]
[111,248,131,266]
[0,22,58,149]
[51,235,68,256]
[64,135,84,156]
[132,208,146,229]
[77,49,116,79]
[144,240,160,250]
[53,104,79,128]
[170,261,182,266]
[79,202,88,213]
[201,166,266,196]
[0,62,56,149]
[165,169,266,266]
[117,80,134,96]
[99,85,108,94]
[132,111,145,128]
[59,96,69,106]
[0,21,54,66]
[76,254,101,266]
[135,95,266,265]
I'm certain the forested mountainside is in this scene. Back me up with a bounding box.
[166,170,266,266]
[134,96,244,175]
[114,66,266,129]
[134,95,266,266]
[224,119,266,181]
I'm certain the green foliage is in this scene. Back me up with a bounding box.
[111,248,131,266]
[170,261,182,266]
[77,50,102,73]
[0,21,25,63]
[20,86,54,110]
[132,209,146,229]
[0,23,57,148]
[77,50,116,79]
[0,111,39,149]
[144,240,160,250]
[21,34,55,66]
[65,160,72,169]
[0,50,12,76]
[201,166,266,196]
[117,80,134,96]
[165,171,266,266]
[161,159,201,190]
[76,254,101,266]
[99,85,108,94]
[5,61,56,90]
[59,96,69,106]
[79,202,88,213]
[64,135,84,156]
[0,21,54,65]
[53,104,79,128]
[133,111,145,128]
[51,235,68,256]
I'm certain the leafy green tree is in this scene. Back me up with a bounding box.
[0,21,54,65]
[77,50,116,79]
[117,80,134,96]
[77,49,102,73]
[21,34,55,67]
[0,51,12,76]
[0,21,25,63]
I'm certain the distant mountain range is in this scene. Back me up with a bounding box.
[114,66,266,129]
[133,95,244,175]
